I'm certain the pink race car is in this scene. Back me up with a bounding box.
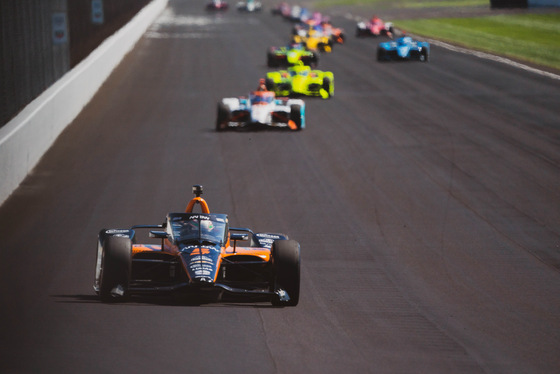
[356,16,393,37]
[206,0,228,11]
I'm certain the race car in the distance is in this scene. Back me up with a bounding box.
[267,43,319,67]
[356,15,393,37]
[288,5,311,23]
[292,27,333,52]
[293,19,345,45]
[216,80,305,131]
[321,22,345,44]
[94,185,301,306]
[265,63,334,99]
[206,0,228,10]
[377,36,430,62]
[271,2,290,17]
[236,0,262,12]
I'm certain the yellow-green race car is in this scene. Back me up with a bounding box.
[265,64,334,99]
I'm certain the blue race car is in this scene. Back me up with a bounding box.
[377,36,429,62]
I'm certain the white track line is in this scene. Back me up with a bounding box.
[424,38,560,81]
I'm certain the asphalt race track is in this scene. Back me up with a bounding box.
[1,1,559,372]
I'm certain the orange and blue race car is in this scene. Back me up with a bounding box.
[94,185,300,306]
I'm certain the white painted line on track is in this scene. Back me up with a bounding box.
[424,38,560,81]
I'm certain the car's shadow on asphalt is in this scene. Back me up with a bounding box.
[208,127,303,133]
[51,294,280,308]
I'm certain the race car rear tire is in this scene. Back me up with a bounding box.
[355,26,364,37]
[98,235,132,302]
[312,53,319,67]
[289,104,303,131]
[216,102,230,131]
[265,78,276,91]
[300,52,319,68]
[271,239,300,306]
[267,52,278,67]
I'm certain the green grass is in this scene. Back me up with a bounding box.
[395,14,560,70]
[312,0,560,70]
[315,0,488,8]
[398,0,488,8]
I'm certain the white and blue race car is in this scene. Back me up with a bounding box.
[236,0,262,12]
[377,36,430,62]
[216,80,305,131]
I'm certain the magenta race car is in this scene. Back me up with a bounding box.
[356,16,393,37]
[206,0,228,11]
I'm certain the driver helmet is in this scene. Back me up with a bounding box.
[200,220,214,231]
[257,78,267,91]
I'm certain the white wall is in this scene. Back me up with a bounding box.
[0,0,168,205]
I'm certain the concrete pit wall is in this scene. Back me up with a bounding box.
[0,0,168,206]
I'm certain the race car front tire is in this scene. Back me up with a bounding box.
[271,239,300,306]
[98,235,132,302]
